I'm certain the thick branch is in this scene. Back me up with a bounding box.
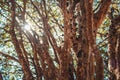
[94,0,111,28]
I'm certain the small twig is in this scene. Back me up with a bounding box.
[0,52,19,63]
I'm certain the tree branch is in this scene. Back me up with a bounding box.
[94,0,111,28]
[0,52,19,62]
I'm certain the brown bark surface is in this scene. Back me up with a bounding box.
[108,15,120,80]
[2,0,119,80]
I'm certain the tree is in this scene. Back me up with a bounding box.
[0,0,120,80]
[108,14,120,80]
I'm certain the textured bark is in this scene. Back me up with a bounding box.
[1,0,115,80]
[95,48,104,80]
[77,1,89,79]
[75,0,111,80]
[94,0,111,30]
[57,1,73,80]
[93,1,111,80]
[116,35,120,80]
[108,15,120,80]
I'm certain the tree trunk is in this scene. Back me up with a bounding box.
[108,15,120,80]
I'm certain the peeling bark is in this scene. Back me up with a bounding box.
[1,0,115,80]
[108,15,120,80]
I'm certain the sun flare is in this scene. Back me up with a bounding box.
[24,24,31,31]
